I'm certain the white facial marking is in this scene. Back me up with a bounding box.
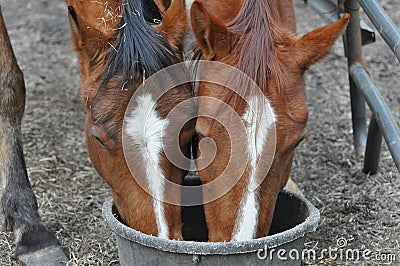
[232,96,276,241]
[125,93,169,239]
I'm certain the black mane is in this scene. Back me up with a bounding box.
[101,0,176,88]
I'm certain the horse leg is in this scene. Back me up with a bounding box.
[0,8,59,257]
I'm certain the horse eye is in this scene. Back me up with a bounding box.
[92,128,106,147]
[94,135,106,147]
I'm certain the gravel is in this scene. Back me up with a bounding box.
[0,0,398,265]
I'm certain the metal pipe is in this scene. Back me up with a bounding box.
[305,0,376,47]
[344,0,367,160]
[363,116,383,174]
[306,0,338,23]
[350,64,400,172]
[357,0,400,62]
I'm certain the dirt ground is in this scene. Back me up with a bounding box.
[0,0,399,265]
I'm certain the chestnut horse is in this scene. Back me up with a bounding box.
[65,0,195,240]
[189,0,349,241]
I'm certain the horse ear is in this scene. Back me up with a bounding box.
[190,1,234,59]
[156,0,188,51]
[65,0,118,38]
[154,0,172,15]
[67,6,82,50]
[295,14,350,70]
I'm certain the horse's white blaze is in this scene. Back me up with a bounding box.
[232,96,276,241]
[125,93,169,239]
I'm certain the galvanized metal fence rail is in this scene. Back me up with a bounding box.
[305,0,400,174]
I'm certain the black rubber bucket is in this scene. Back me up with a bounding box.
[102,190,320,265]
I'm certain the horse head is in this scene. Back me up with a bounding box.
[190,0,349,241]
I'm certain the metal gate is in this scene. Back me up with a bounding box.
[305,0,400,174]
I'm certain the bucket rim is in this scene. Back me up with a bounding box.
[102,189,320,255]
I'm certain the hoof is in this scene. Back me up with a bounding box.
[17,245,68,266]
[15,225,59,257]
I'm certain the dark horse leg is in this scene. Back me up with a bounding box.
[0,7,60,258]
